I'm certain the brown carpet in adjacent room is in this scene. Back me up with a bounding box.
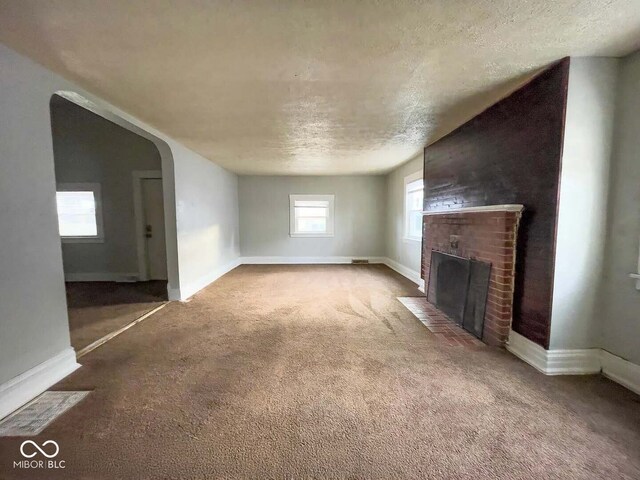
[1,265,639,479]
[65,281,167,351]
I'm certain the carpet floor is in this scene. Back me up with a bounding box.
[65,281,167,351]
[1,265,639,479]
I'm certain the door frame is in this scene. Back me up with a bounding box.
[132,170,163,281]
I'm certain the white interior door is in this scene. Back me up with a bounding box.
[141,178,167,280]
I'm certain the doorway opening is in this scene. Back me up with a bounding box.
[50,94,169,353]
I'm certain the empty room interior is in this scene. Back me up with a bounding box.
[0,1,639,478]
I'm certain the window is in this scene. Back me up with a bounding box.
[289,194,335,237]
[56,183,104,243]
[404,172,424,241]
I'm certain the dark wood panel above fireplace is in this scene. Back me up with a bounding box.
[422,58,570,348]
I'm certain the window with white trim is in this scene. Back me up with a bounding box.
[404,172,424,241]
[289,194,335,237]
[56,183,104,243]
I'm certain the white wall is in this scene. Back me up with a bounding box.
[51,95,163,279]
[239,176,385,259]
[385,153,423,276]
[173,145,239,299]
[0,45,73,388]
[0,43,239,395]
[598,50,640,365]
[549,57,619,350]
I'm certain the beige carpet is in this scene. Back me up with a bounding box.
[1,265,639,479]
[65,281,167,350]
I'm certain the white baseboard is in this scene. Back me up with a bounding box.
[382,257,422,286]
[0,348,80,420]
[507,330,640,395]
[171,258,242,301]
[601,350,640,396]
[64,272,139,282]
[506,330,549,373]
[545,348,602,375]
[167,286,181,301]
[507,330,601,375]
[239,256,386,265]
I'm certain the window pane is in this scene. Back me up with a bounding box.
[407,190,423,210]
[290,194,334,236]
[407,179,423,192]
[56,191,98,237]
[296,217,327,233]
[295,206,328,218]
[405,176,424,239]
[409,211,422,238]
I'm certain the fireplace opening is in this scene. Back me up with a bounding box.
[463,260,492,338]
[427,251,491,339]
[428,253,470,324]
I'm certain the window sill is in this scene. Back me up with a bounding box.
[290,233,334,238]
[61,237,104,244]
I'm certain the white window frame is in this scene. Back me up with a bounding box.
[56,182,105,243]
[289,194,335,238]
[403,171,424,242]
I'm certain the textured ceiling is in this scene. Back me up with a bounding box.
[1,1,639,175]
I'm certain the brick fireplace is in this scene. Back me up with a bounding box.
[421,205,524,346]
